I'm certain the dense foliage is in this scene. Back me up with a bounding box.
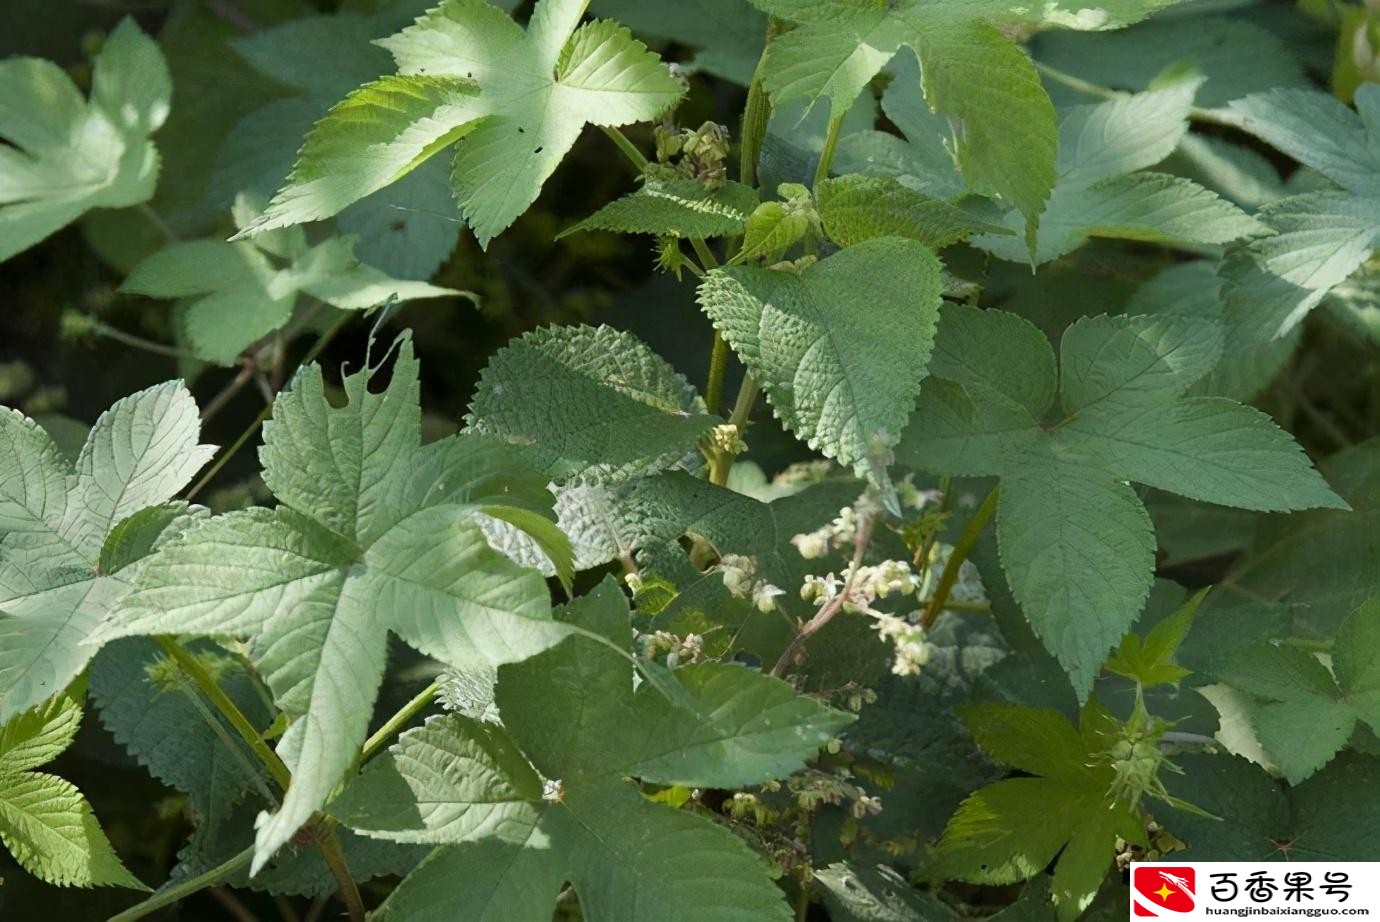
[2,0,1379,919]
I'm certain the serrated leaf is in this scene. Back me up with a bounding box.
[1213,599,1380,783]
[1104,588,1205,687]
[973,83,1263,264]
[465,324,716,483]
[699,237,942,479]
[95,334,571,872]
[246,0,685,247]
[560,179,758,239]
[936,702,1137,921]
[341,578,848,920]
[0,684,146,889]
[0,18,168,261]
[124,210,464,365]
[816,175,1011,248]
[0,383,214,722]
[897,306,1344,696]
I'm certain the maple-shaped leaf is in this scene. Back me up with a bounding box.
[0,682,147,889]
[214,5,465,278]
[123,199,465,365]
[745,0,1188,234]
[935,702,1143,922]
[94,334,576,873]
[971,81,1263,264]
[698,237,943,482]
[897,306,1345,696]
[0,384,214,722]
[1165,751,1380,861]
[1207,84,1380,380]
[333,577,852,921]
[242,0,685,247]
[1104,588,1205,689]
[0,18,169,261]
[1215,598,1380,784]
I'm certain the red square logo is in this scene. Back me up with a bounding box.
[1133,866,1197,916]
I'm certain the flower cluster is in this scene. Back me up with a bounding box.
[718,553,787,614]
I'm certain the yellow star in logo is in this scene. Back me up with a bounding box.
[1154,883,1176,901]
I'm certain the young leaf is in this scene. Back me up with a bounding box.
[1104,587,1207,688]
[336,577,851,920]
[466,324,717,483]
[244,0,685,247]
[936,703,1141,922]
[0,683,147,889]
[897,306,1345,696]
[123,210,464,365]
[972,81,1263,264]
[94,334,573,872]
[559,179,759,239]
[1214,598,1380,783]
[0,383,214,722]
[699,237,943,481]
[0,18,168,261]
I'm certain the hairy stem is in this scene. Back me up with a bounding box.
[1033,60,1243,128]
[601,125,649,173]
[920,486,999,630]
[689,236,719,269]
[705,332,730,416]
[88,319,197,361]
[308,818,366,922]
[210,885,259,922]
[813,112,844,189]
[738,18,781,189]
[107,846,254,922]
[136,202,178,243]
[358,680,440,766]
[709,375,760,485]
[156,637,291,789]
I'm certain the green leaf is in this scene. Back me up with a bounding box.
[0,684,146,889]
[937,703,1136,921]
[0,18,168,261]
[245,0,685,247]
[735,189,814,263]
[973,82,1263,264]
[699,237,943,479]
[1165,751,1380,860]
[559,179,759,239]
[95,334,570,872]
[0,382,214,722]
[1214,599,1380,783]
[465,324,717,483]
[816,861,954,922]
[124,215,464,365]
[340,578,849,920]
[897,306,1344,696]
[1104,588,1205,687]
[816,175,1011,248]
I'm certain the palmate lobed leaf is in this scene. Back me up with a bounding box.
[123,205,465,365]
[0,382,214,722]
[897,305,1345,697]
[0,18,169,261]
[242,0,685,247]
[334,577,852,921]
[0,683,146,889]
[95,333,576,873]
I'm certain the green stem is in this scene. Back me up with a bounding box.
[738,18,781,189]
[689,237,719,269]
[89,319,197,361]
[358,681,440,766]
[705,332,730,416]
[156,636,291,789]
[136,202,178,243]
[601,125,648,173]
[709,375,760,485]
[813,112,844,189]
[1033,60,1243,128]
[186,311,353,501]
[920,486,999,630]
[107,846,255,922]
